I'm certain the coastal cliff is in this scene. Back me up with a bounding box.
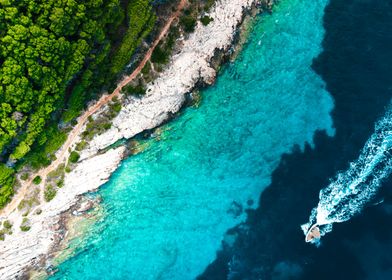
[0,0,273,278]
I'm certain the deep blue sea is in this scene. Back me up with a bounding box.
[52,0,392,279]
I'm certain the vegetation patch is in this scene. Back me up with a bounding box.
[151,45,170,64]
[3,220,12,230]
[20,218,31,232]
[69,151,80,164]
[123,84,146,97]
[32,176,42,185]
[0,164,15,208]
[0,220,13,241]
[22,125,68,170]
[110,0,157,75]
[0,0,158,208]
[141,62,152,75]
[75,141,88,151]
[44,185,57,202]
[17,189,40,212]
[109,100,122,115]
[47,164,65,181]
[56,179,64,188]
[200,15,214,26]
[65,165,72,173]
[180,15,197,33]
[0,0,125,163]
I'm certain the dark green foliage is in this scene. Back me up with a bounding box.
[103,123,112,130]
[0,0,124,162]
[69,151,80,163]
[32,176,41,185]
[56,179,64,188]
[23,125,67,170]
[141,62,151,75]
[180,15,197,33]
[20,225,31,232]
[44,185,56,202]
[109,102,122,114]
[150,26,179,68]
[151,45,169,64]
[123,84,146,97]
[62,84,88,123]
[110,0,157,75]
[200,16,213,26]
[0,164,14,186]
[0,0,158,207]
[167,26,180,50]
[0,164,15,208]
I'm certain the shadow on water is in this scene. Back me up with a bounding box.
[198,0,392,279]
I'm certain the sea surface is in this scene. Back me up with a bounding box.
[200,0,392,279]
[52,0,392,279]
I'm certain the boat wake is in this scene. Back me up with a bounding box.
[302,105,392,243]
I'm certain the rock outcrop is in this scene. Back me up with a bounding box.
[0,0,256,278]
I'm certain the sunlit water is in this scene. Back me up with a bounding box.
[52,0,334,278]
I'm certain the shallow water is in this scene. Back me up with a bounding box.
[51,0,334,279]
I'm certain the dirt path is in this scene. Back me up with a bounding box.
[0,0,187,217]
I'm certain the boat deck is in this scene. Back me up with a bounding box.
[305,224,321,242]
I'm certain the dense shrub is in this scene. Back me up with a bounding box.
[69,151,80,163]
[200,16,214,26]
[23,125,68,170]
[151,45,170,64]
[44,185,57,202]
[20,218,31,232]
[3,220,12,230]
[123,84,146,97]
[0,164,14,207]
[180,15,197,33]
[32,176,42,185]
[141,62,152,75]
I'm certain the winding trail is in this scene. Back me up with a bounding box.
[0,0,187,218]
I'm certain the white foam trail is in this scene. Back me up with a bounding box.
[302,106,392,242]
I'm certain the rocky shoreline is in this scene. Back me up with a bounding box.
[0,0,273,278]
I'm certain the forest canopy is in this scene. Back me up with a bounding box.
[0,0,157,207]
[0,0,124,161]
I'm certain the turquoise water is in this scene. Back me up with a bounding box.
[52,0,334,279]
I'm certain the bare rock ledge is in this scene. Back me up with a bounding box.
[0,0,257,278]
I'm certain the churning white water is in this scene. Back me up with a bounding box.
[302,105,392,242]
